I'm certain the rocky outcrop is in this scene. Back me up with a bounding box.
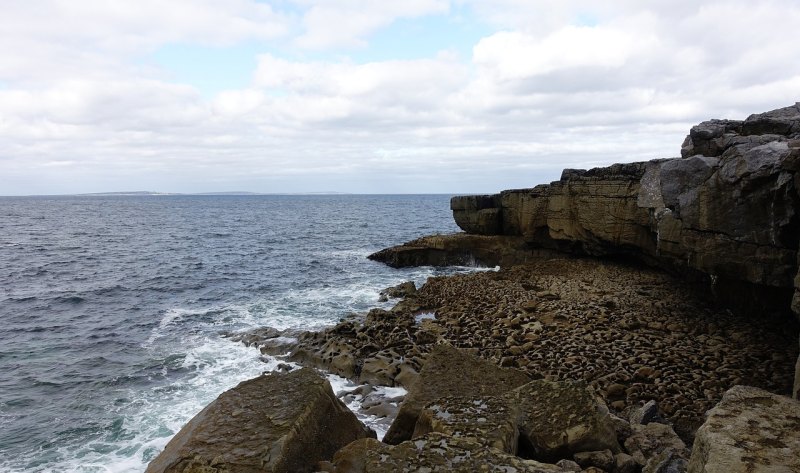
[372,104,800,399]
[145,368,373,473]
[325,346,686,472]
[368,233,561,268]
[687,385,800,473]
[443,103,800,319]
[383,344,531,444]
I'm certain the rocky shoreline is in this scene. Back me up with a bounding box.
[146,104,800,473]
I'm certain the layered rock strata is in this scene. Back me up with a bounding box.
[145,368,374,473]
[445,104,800,318]
[370,103,800,398]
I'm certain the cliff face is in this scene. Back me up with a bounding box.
[451,103,800,318]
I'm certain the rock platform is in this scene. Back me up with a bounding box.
[270,258,797,442]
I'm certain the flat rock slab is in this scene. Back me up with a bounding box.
[328,433,563,473]
[413,394,519,453]
[511,380,621,461]
[382,344,531,444]
[146,368,373,473]
[688,385,800,473]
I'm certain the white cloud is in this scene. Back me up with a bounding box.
[0,1,289,84]
[473,26,649,81]
[1,0,800,194]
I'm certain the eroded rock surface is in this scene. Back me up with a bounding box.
[368,233,561,268]
[262,258,797,442]
[687,385,800,473]
[326,433,563,473]
[512,380,620,461]
[383,344,531,444]
[325,347,686,472]
[145,368,373,473]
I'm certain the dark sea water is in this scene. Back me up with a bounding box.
[0,195,465,472]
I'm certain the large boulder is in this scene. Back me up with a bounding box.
[687,385,800,473]
[512,380,621,461]
[413,394,520,453]
[145,368,374,473]
[382,344,531,444]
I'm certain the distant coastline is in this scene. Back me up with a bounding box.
[74,191,353,196]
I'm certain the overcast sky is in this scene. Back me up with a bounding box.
[1,0,798,195]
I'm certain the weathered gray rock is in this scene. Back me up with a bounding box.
[145,368,373,473]
[413,394,519,453]
[573,449,614,471]
[629,400,660,425]
[513,380,621,461]
[624,423,688,468]
[328,433,562,473]
[615,452,640,473]
[687,385,800,473]
[383,344,531,444]
[378,281,417,301]
[556,459,583,472]
[645,451,687,473]
[290,337,359,379]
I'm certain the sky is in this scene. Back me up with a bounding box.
[1,0,799,195]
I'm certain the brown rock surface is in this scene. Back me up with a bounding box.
[280,258,797,443]
[687,385,800,473]
[145,368,373,473]
[512,380,620,461]
[413,394,519,453]
[407,261,797,440]
[328,433,563,473]
[383,344,530,444]
[368,233,560,268]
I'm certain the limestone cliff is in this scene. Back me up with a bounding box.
[449,103,800,318]
[370,103,800,399]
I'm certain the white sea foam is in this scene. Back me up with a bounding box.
[15,264,485,472]
[143,308,207,347]
[326,373,407,441]
[34,328,272,473]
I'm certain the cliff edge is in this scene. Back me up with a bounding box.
[370,103,800,399]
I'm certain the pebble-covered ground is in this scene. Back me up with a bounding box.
[408,257,798,438]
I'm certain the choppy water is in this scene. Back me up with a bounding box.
[0,195,465,472]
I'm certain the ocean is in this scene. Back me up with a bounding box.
[0,194,467,472]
